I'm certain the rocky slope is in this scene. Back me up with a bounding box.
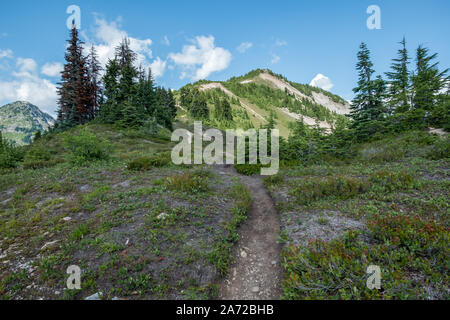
[0,101,54,145]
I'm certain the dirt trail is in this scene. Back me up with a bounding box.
[213,165,282,300]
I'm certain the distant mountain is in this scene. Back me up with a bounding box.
[176,69,350,138]
[0,101,54,145]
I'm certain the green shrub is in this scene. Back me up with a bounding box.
[263,174,284,186]
[22,146,58,170]
[24,146,51,162]
[165,172,209,194]
[291,176,368,205]
[63,129,110,165]
[368,212,448,257]
[281,210,449,300]
[234,163,262,176]
[0,139,24,169]
[369,170,417,192]
[359,145,406,163]
[23,159,60,170]
[127,152,170,171]
[426,137,449,160]
[228,183,252,225]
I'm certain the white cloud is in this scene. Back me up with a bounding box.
[237,42,253,53]
[168,35,232,80]
[0,63,58,117]
[0,51,58,117]
[162,35,170,46]
[0,49,13,59]
[275,39,287,47]
[150,57,166,78]
[16,58,37,74]
[84,17,153,72]
[41,62,63,77]
[310,73,334,91]
[271,54,280,64]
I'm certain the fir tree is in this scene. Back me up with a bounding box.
[385,37,410,114]
[87,45,102,119]
[100,58,121,123]
[119,99,144,128]
[220,99,233,121]
[190,94,209,119]
[136,68,156,118]
[56,24,92,127]
[180,86,194,108]
[411,45,449,125]
[349,42,386,140]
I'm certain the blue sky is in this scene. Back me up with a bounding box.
[0,0,449,117]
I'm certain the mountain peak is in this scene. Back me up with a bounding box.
[0,101,54,145]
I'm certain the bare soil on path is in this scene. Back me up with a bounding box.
[213,165,283,300]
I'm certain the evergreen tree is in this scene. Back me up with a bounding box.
[221,99,233,121]
[87,45,103,119]
[56,24,93,127]
[411,45,449,125]
[214,98,223,120]
[431,81,450,130]
[136,68,156,118]
[100,58,121,123]
[119,99,144,128]
[165,89,177,126]
[180,86,194,108]
[349,42,386,140]
[190,94,209,119]
[385,37,410,114]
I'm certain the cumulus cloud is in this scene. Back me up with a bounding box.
[41,62,63,77]
[0,49,13,59]
[83,17,174,82]
[16,58,37,74]
[310,73,334,91]
[237,42,253,53]
[271,54,280,64]
[150,57,167,78]
[168,35,232,80]
[0,55,58,116]
[83,17,153,72]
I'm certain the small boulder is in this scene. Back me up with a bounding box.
[85,292,103,300]
[251,286,260,293]
[40,240,60,252]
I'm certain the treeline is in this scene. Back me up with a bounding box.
[280,38,449,164]
[54,26,176,132]
[180,86,234,121]
[349,39,449,141]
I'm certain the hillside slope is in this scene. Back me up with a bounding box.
[177,69,350,138]
[0,101,54,145]
[0,121,448,300]
[0,123,253,300]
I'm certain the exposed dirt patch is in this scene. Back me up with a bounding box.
[214,166,282,300]
[281,210,365,247]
